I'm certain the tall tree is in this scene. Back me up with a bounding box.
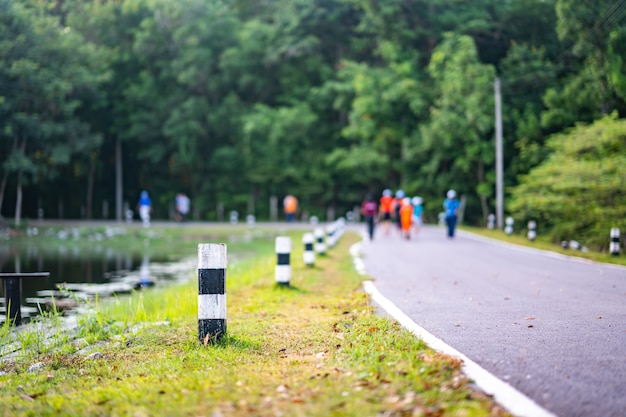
[0,0,107,224]
[418,33,496,222]
[554,0,626,115]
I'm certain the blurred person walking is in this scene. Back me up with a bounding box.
[443,189,460,238]
[399,197,414,240]
[283,194,298,222]
[137,190,152,227]
[411,196,424,236]
[175,193,190,222]
[379,189,394,236]
[361,194,378,240]
[393,189,405,234]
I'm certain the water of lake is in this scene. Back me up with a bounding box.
[0,244,195,324]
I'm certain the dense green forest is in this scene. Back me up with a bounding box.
[1,0,625,249]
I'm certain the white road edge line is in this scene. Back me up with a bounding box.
[351,241,558,417]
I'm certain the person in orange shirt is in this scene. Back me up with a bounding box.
[379,189,394,236]
[392,189,405,235]
[283,194,298,222]
[399,197,414,240]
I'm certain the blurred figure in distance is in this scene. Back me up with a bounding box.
[361,194,378,240]
[283,194,298,222]
[137,190,152,227]
[379,189,394,236]
[443,189,460,238]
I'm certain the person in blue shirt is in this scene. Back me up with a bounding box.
[443,189,460,238]
[137,190,152,227]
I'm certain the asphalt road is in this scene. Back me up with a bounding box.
[358,225,626,417]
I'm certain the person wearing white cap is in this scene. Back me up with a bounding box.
[443,189,459,238]
[411,196,424,235]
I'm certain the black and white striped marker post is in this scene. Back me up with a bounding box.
[505,216,514,235]
[302,233,315,267]
[198,243,227,343]
[326,225,334,248]
[314,227,326,255]
[527,220,537,241]
[275,236,292,286]
[610,228,620,256]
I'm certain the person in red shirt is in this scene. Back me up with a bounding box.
[361,194,378,240]
[378,189,394,236]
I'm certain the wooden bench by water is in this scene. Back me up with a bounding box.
[0,272,50,326]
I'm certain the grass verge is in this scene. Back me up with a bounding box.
[460,226,626,267]
[0,228,510,416]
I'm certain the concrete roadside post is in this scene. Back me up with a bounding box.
[610,228,620,256]
[326,224,336,249]
[275,236,292,286]
[246,214,256,227]
[505,217,514,235]
[527,220,537,241]
[487,214,496,230]
[302,233,315,267]
[314,227,326,255]
[198,243,227,343]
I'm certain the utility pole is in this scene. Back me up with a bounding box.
[494,78,504,230]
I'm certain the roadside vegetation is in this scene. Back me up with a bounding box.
[2,0,625,245]
[0,225,510,416]
[508,115,626,252]
[461,225,626,267]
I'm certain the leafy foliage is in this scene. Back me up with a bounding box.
[0,0,625,249]
[509,115,626,249]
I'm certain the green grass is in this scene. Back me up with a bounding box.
[461,225,626,266]
[0,225,510,416]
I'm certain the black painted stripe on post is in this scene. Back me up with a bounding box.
[277,253,290,265]
[198,269,226,294]
[198,319,226,341]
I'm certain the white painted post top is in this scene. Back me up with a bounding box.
[198,243,227,269]
[275,236,292,253]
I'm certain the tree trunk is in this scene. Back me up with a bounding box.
[15,167,23,227]
[0,171,8,219]
[86,153,96,219]
[14,138,26,227]
[0,137,18,218]
[115,136,123,222]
